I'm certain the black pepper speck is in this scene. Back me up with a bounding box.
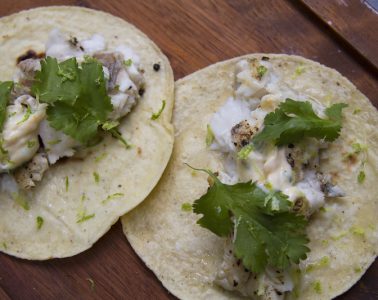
[153,63,160,71]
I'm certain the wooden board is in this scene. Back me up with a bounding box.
[301,0,378,70]
[0,0,377,299]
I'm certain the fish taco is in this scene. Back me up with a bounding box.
[0,6,174,259]
[122,54,377,299]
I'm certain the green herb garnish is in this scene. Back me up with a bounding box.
[16,105,32,125]
[32,57,113,145]
[102,193,124,204]
[47,139,61,146]
[295,66,305,75]
[257,65,267,79]
[65,176,69,192]
[354,267,362,273]
[331,231,348,241]
[0,142,12,165]
[306,256,329,272]
[205,124,214,147]
[94,152,107,162]
[237,144,254,160]
[123,59,132,67]
[108,128,131,148]
[350,226,365,236]
[351,143,367,154]
[312,281,322,294]
[27,140,37,149]
[252,99,347,146]
[93,172,100,183]
[32,57,80,105]
[191,167,309,274]
[77,212,95,223]
[11,192,30,211]
[36,216,44,230]
[181,202,192,212]
[357,170,365,184]
[102,120,119,131]
[151,100,166,120]
[0,81,14,131]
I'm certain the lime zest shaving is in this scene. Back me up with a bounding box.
[305,256,330,272]
[11,192,30,210]
[95,152,107,162]
[93,172,100,183]
[36,216,44,230]
[27,140,37,149]
[16,105,32,125]
[102,193,124,204]
[237,144,253,160]
[65,176,69,192]
[350,226,365,237]
[76,212,95,223]
[151,100,166,120]
[205,124,214,147]
[181,202,192,212]
[123,59,132,67]
[257,65,267,79]
[357,170,365,184]
[312,281,322,294]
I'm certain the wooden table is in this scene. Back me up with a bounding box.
[0,1,377,299]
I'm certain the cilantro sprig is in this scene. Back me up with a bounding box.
[191,167,309,274]
[0,81,14,131]
[253,99,347,146]
[32,57,113,145]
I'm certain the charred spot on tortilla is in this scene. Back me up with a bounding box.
[138,87,145,96]
[16,50,45,64]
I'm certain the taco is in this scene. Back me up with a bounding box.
[122,54,377,299]
[0,6,174,259]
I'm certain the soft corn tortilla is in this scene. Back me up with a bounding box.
[0,6,174,259]
[122,54,378,299]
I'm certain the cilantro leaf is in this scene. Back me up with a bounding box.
[32,57,80,106]
[253,99,347,146]
[192,169,309,274]
[79,58,113,122]
[0,81,14,131]
[46,102,99,144]
[32,57,113,145]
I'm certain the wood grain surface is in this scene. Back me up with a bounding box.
[0,1,377,299]
[301,0,378,70]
